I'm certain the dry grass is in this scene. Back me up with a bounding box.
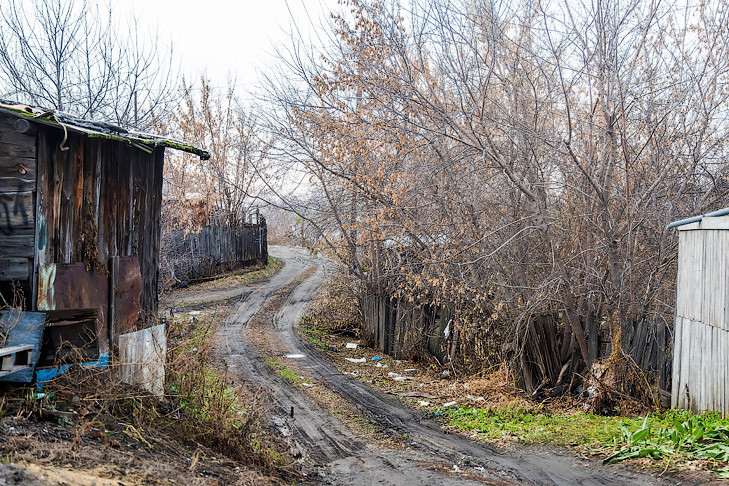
[0,305,295,485]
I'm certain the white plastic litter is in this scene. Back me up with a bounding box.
[443,401,457,407]
[466,394,486,402]
[418,400,431,407]
[284,354,306,359]
[345,343,358,349]
[403,368,417,373]
[387,372,413,381]
[345,357,366,363]
[375,362,389,368]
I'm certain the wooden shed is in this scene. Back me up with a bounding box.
[0,101,208,386]
[670,208,729,416]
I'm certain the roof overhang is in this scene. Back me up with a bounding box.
[668,208,729,231]
[0,101,210,160]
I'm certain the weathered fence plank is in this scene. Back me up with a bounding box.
[160,222,267,284]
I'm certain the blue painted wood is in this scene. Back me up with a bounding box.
[0,309,45,383]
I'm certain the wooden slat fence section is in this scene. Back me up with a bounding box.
[363,291,673,396]
[160,223,267,283]
[361,293,451,363]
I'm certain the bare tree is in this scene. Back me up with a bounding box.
[0,0,176,128]
[264,0,729,400]
[164,76,269,230]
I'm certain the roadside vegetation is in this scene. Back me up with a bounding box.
[0,263,294,485]
[443,407,729,477]
[300,280,729,479]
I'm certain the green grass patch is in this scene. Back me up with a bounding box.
[301,324,329,350]
[266,358,303,386]
[441,406,729,476]
[440,405,639,447]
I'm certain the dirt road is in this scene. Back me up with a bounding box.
[216,246,676,485]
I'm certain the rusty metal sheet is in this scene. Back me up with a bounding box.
[118,256,142,334]
[39,262,109,354]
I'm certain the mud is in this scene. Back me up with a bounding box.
[214,246,678,486]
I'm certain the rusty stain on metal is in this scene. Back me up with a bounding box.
[118,256,142,334]
[37,262,56,310]
[50,263,109,354]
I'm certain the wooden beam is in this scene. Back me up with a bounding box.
[109,255,120,355]
[0,257,30,280]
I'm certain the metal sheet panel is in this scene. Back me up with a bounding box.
[119,324,166,396]
[118,256,142,334]
[38,262,109,354]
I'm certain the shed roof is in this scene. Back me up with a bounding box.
[0,100,210,160]
[668,208,729,230]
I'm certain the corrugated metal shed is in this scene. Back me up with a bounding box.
[671,210,729,416]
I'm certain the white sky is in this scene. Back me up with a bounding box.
[121,0,339,98]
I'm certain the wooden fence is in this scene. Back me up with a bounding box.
[361,292,671,399]
[160,222,267,284]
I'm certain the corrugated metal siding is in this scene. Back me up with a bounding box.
[673,228,729,416]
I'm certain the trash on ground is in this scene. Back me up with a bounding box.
[418,400,431,407]
[345,343,358,349]
[345,357,366,363]
[375,362,389,368]
[284,353,306,359]
[403,368,416,373]
[466,394,486,402]
[393,391,437,399]
[302,382,313,387]
[442,400,457,407]
[328,345,338,352]
[371,356,385,361]
[387,372,413,381]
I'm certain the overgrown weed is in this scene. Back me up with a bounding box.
[38,311,295,479]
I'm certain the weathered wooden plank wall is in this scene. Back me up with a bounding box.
[0,112,36,283]
[160,223,267,283]
[33,127,164,353]
[672,228,729,416]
